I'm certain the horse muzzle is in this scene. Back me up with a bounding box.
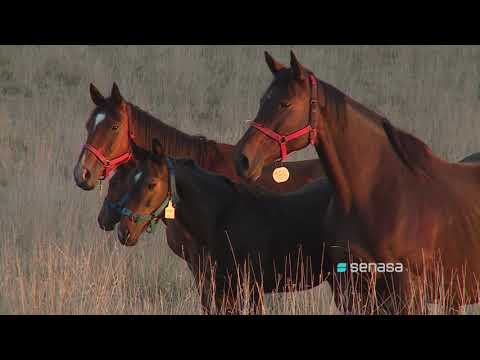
[73,163,96,191]
[116,225,139,246]
[98,203,121,231]
[234,149,262,182]
[98,216,116,231]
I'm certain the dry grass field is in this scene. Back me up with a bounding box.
[1,45,480,314]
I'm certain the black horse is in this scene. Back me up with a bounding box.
[116,139,333,314]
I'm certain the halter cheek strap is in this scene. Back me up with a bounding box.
[250,74,321,162]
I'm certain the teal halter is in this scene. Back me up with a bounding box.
[115,157,179,234]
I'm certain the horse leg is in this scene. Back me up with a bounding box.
[243,283,265,315]
[188,253,220,315]
[219,290,240,315]
[442,290,465,315]
[328,277,354,315]
[191,269,216,315]
[387,272,427,315]
[444,302,462,315]
[252,286,266,315]
[328,272,377,315]
[219,283,265,315]
[391,272,468,315]
[211,272,266,315]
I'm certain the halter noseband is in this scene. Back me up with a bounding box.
[109,157,179,234]
[250,74,321,162]
[83,106,135,180]
[83,144,133,180]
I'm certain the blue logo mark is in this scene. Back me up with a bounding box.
[336,262,347,273]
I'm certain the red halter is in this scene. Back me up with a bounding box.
[250,74,320,162]
[83,108,135,180]
[82,143,133,180]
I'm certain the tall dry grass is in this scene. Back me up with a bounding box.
[1,45,480,314]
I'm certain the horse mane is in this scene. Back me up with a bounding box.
[318,77,433,177]
[381,118,433,176]
[231,181,273,199]
[173,159,273,200]
[131,142,150,161]
[128,103,220,167]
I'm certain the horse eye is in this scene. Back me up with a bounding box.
[148,183,156,190]
[112,124,119,130]
[280,102,291,108]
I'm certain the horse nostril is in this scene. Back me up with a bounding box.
[238,153,250,173]
[117,226,127,242]
[234,152,251,178]
[117,226,124,242]
[82,168,90,181]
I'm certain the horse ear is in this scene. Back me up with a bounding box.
[151,139,165,158]
[90,83,105,106]
[111,82,125,107]
[290,50,305,82]
[265,51,285,75]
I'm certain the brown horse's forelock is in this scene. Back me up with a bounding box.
[85,107,121,134]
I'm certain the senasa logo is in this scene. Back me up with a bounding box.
[336,262,404,273]
[336,262,348,273]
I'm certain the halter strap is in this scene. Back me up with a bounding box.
[106,193,130,213]
[250,74,321,162]
[309,74,319,141]
[250,122,313,162]
[83,144,133,179]
[113,157,179,234]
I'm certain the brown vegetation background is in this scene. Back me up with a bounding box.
[1,46,480,314]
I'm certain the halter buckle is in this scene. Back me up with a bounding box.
[279,136,287,144]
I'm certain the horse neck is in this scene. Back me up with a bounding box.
[315,87,406,213]
[174,164,234,238]
[128,103,217,167]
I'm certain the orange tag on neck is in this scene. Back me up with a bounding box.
[272,166,290,183]
[165,200,175,219]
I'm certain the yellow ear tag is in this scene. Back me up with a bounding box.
[272,166,290,183]
[165,200,175,219]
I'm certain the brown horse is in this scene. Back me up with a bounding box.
[234,51,480,314]
[116,139,332,314]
